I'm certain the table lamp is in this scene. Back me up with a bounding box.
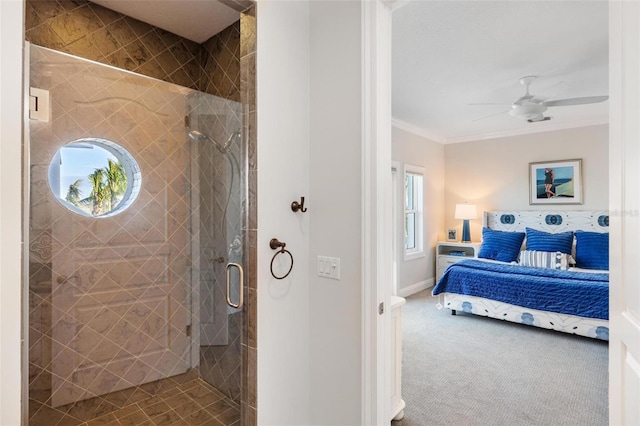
[455,203,477,243]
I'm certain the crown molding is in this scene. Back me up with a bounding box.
[388,0,412,11]
[446,117,609,144]
[391,117,609,144]
[391,118,447,143]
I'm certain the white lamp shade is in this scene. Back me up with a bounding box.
[455,203,477,220]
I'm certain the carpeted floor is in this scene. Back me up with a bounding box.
[394,290,608,426]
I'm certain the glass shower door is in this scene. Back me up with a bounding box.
[28,44,246,421]
[187,92,245,402]
[29,45,193,408]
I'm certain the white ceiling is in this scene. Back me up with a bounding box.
[392,1,609,143]
[89,1,608,144]
[90,0,240,43]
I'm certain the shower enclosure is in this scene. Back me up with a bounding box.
[27,44,246,424]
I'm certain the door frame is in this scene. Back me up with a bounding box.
[0,0,25,424]
[608,1,640,424]
[362,0,637,425]
[361,0,392,423]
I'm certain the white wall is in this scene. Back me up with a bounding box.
[256,2,311,424]
[0,1,24,424]
[308,1,363,424]
[256,1,366,424]
[444,124,609,242]
[392,125,444,295]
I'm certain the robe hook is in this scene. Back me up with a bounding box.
[291,196,307,213]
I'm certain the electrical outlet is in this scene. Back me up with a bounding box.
[317,256,340,280]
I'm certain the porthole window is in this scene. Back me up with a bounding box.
[48,138,141,218]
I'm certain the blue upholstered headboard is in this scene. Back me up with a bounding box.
[483,211,609,233]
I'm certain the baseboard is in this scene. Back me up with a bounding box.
[397,278,434,298]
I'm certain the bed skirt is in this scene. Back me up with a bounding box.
[443,293,609,341]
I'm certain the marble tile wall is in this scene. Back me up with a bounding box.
[240,6,258,426]
[201,23,241,102]
[26,0,201,90]
[25,0,242,99]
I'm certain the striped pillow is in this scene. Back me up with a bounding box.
[518,250,574,270]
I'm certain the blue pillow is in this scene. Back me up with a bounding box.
[574,231,609,270]
[478,228,525,263]
[525,228,574,254]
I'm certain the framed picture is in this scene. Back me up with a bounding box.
[529,159,583,205]
[447,228,457,241]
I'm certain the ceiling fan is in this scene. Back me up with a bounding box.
[472,76,608,123]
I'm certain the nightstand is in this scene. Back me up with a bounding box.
[436,241,481,281]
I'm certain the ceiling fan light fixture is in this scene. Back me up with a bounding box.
[527,115,550,123]
[509,103,548,120]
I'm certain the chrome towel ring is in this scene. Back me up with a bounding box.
[269,238,294,280]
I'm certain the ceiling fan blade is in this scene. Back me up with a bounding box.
[467,103,512,106]
[472,110,510,122]
[532,81,569,103]
[543,96,609,107]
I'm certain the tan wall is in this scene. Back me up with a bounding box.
[392,126,445,293]
[444,125,609,242]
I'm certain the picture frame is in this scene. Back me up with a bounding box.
[447,228,457,241]
[529,159,583,205]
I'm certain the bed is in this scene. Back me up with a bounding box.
[432,210,610,340]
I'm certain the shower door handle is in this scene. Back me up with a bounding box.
[226,263,244,309]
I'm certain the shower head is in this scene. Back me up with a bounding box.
[188,129,241,155]
[187,129,206,140]
[188,130,227,154]
[187,127,241,237]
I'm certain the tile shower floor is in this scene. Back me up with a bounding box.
[81,379,240,426]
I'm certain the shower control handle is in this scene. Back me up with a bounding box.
[226,263,244,309]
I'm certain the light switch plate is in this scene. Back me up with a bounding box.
[317,256,340,280]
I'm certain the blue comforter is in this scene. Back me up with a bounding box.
[432,259,609,320]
